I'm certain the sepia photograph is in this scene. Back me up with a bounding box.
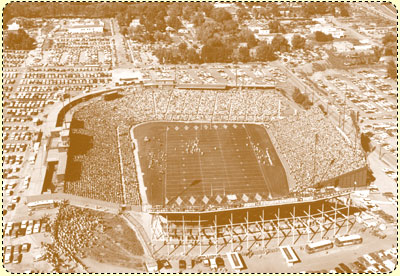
[2,1,398,273]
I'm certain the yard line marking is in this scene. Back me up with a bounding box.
[243,124,272,197]
[215,125,230,197]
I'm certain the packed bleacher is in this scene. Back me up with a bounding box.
[64,87,291,204]
[65,99,126,204]
[117,126,142,205]
[43,203,100,272]
[269,106,366,193]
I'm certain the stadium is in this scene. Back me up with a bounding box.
[41,85,367,257]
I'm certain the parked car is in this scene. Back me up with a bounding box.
[353,261,367,271]
[363,254,377,265]
[12,254,22,264]
[338,263,352,273]
[334,267,344,273]
[4,253,12,264]
[21,220,28,229]
[22,243,31,253]
[13,244,21,255]
[11,196,20,203]
[179,260,186,270]
[373,263,389,273]
[215,257,225,268]
[159,260,172,269]
[33,222,41,233]
[26,225,33,235]
[357,256,370,267]
[202,259,210,267]
[5,245,13,254]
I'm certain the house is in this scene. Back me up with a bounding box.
[332,41,354,53]
[129,19,141,28]
[8,21,20,31]
[178,28,189,34]
[309,23,344,39]
[214,3,233,8]
[354,44,372,52]
[258,29,270,36]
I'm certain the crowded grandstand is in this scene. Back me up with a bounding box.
[64,86,367,210]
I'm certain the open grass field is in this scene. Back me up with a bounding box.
[133,122,289,207]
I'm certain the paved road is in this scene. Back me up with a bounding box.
[360,2,397,22]
[111,18,130,67]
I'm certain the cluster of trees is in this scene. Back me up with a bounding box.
[303,2,350,17]
[4,29,36,50]
[386,60,397,80]
[292,88,313,109]
[314,31,334,42]
[360,132,372,153]
[154,42,200,64]
[268,20,286,33]
[153,31,308,64]
[5,2,314,64]
[382,32,396,56]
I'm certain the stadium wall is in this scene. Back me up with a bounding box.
[319,166,367,188]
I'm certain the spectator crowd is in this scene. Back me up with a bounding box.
[270,106,366,193]
[64,86,366,205]
[64,87,290,204]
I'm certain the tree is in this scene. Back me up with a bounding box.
[314,31,333,42]
[186,48,200,64]
[256,42,277,61]
[292,87,312,109]
[360,132,372,152]
[291,34,306,50]
[4,29,36,50]
[269,3,281,17]
[222,20,239,34]
[178,42,187,52]
[120,26,128,36]
[182,4,197,21]
[197,21,220,44]
[201,37,233,63]
[210,8,232,23]
[238,28,258,48]
[372,46,383,60]
[268,20,285,33]
[382,32,396,46]
[238,46,250,62]
[167,2,183,17]
[271,34,290,52]
[384,44,396,56]
[386,60,397,80]
[237,8,250,23]
[166,16,182,30]
[292,88,306,104]
[192,12,205,27]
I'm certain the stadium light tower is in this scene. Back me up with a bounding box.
[314,158,336,189]
[313,132,318,186]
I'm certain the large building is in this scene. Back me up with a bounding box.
[66,19,104,33]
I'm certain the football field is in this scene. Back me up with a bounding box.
[133,122,289,207]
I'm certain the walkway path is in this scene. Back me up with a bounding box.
[122,212,154,259]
